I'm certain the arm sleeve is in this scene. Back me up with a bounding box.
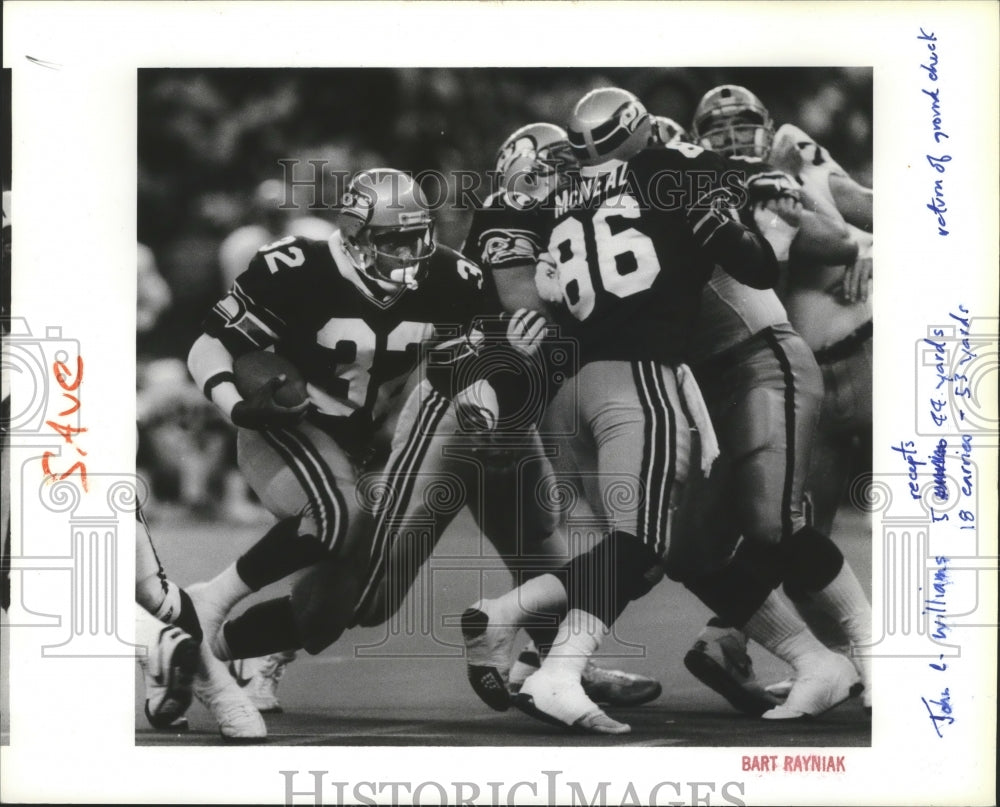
[655,147,780,290]
[187,333,243,419]
[702,221,780,289]
[688,168,779,288]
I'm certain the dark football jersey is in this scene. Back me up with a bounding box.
[203,236,492,431]
[542,142,742,365]
[688,155,792,363]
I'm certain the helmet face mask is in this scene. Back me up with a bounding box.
[495,123,579,202]
[692,85,774,159]
[338,169,436,292]
[567,88,653,166]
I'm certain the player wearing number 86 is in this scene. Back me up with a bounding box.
[497,87,781,733]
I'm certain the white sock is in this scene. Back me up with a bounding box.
[489,573,567,628]
[198,563,252,614]
[542,608,607,679]
[810,562,873,647]
[744,592,831,671]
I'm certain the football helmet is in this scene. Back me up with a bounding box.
[567,87,653,166]
[495,122,578,203]
[337,169,436,291]
[691,85,774,159]
[650,115,689,147]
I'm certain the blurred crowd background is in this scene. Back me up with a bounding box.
[136,67,872,520]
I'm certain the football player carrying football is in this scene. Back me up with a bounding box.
[681,84,873,714]
[185,169,574,700]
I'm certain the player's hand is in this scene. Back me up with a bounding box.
[505,308,547,357]
[764,195,803,228]
[840,255,872,303]
[453,379,499,432]
[686,189,740,248]
[230,375,309,430]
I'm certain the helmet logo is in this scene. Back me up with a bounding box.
[342,188,374,225]
[497,135,536,177]
[619,102,641,132]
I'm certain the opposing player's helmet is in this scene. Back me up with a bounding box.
[567,88,653,166]
[337,169,436,292]
[494,122,578,202]
[692,85,774,159]
[649,116,689,147]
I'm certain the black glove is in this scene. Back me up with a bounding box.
[686,188,741,249]
[230,375,308,430]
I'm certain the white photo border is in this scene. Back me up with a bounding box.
[2,2,997,805]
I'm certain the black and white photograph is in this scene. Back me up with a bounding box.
[133,66,875,749]
[1,2,997,805]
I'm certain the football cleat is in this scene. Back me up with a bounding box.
[139,624,199,730]
[514,669,630,735]
[761,652,861,720]
[461,601,518,711]
[508,644,662,706]
[567,87,653,166]
[767,661,870,714]
[229,651,296,714]
[192,643,267,741]
[684,623,782,716]
[581,662,662,707]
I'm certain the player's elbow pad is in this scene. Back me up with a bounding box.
[710,224,780,289]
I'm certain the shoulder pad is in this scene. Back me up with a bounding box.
[771,123,846,177]
[434,244,485,290]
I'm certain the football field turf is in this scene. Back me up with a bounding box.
[134,506,873,748]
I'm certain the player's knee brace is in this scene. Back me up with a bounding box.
[563,531,662,627]
[780,525,845,600]
[683,541,782,629]
[235,515,328,592]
